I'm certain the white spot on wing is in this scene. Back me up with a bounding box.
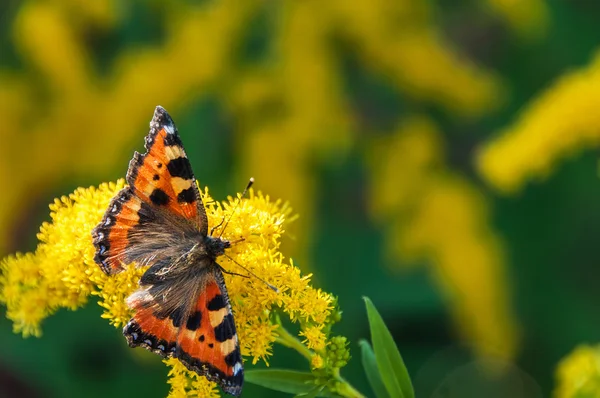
[164,124,175,135]
[233,362,242,375]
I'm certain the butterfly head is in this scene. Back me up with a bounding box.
[205,235,231,257]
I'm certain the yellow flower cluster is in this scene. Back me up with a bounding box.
[554,344,600,398]
[0,181,126,337]
[367,116,519,360]
[0,181,335,397]
[166,358,221,398]
[478,52,600,194]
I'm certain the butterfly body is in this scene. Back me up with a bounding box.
[92,106,243,396]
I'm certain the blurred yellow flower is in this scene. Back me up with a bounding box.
[486,0,549,39]
[554,344,600,398]
[0,181,337,396]
[368,116,519,360]
[478,52,600,194]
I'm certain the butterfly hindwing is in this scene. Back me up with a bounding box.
[176,268,243,395]
[123,268,243,396]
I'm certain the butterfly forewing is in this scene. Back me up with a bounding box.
[125,107,208,233]
[92,106,207,274]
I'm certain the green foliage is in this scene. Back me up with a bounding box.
[359,340,389,398]
[246,298,413,398]
[363,297,414,398]
[245,370,326,396]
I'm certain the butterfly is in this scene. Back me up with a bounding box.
[92,106,243,396]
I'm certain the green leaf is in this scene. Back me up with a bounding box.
[359,339,391,398]
[245,369,318,395]
[363,297,414,398]
[294,385,325,398]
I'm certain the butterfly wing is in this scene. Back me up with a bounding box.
[126,106,207,231]
[93,106,243,395]
[124,268,243,396]
[92,106,208,274]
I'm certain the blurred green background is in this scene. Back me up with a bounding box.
[1,0,600,397]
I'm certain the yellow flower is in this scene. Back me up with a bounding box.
[554,344,600,398]
[311,354,324,370]
[165,358,220,398]
[300,324,327,351]
[0,181,339,396]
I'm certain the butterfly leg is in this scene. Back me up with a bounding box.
[216,263,250,279]
[210,216,226,236]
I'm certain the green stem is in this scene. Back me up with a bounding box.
[334,370,365,398]
[274,321,313,361]
[274,320,365,398]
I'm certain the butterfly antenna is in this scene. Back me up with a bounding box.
[217,177,254,238]
[224,254,280,293]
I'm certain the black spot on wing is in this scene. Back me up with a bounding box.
[225,348,242,367]
[214,314,236,342]
[150,188,170,206]
[167,157,194,180]
[177,187,196,204]
[199,335,205,342]
[137,202,156,225]
[207,295,226,311]
[169,307,184,328]
[163,133,183,147]
[186,311,202,331]
[153,174,160,181]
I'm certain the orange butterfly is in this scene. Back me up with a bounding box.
[92,106,243,396]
